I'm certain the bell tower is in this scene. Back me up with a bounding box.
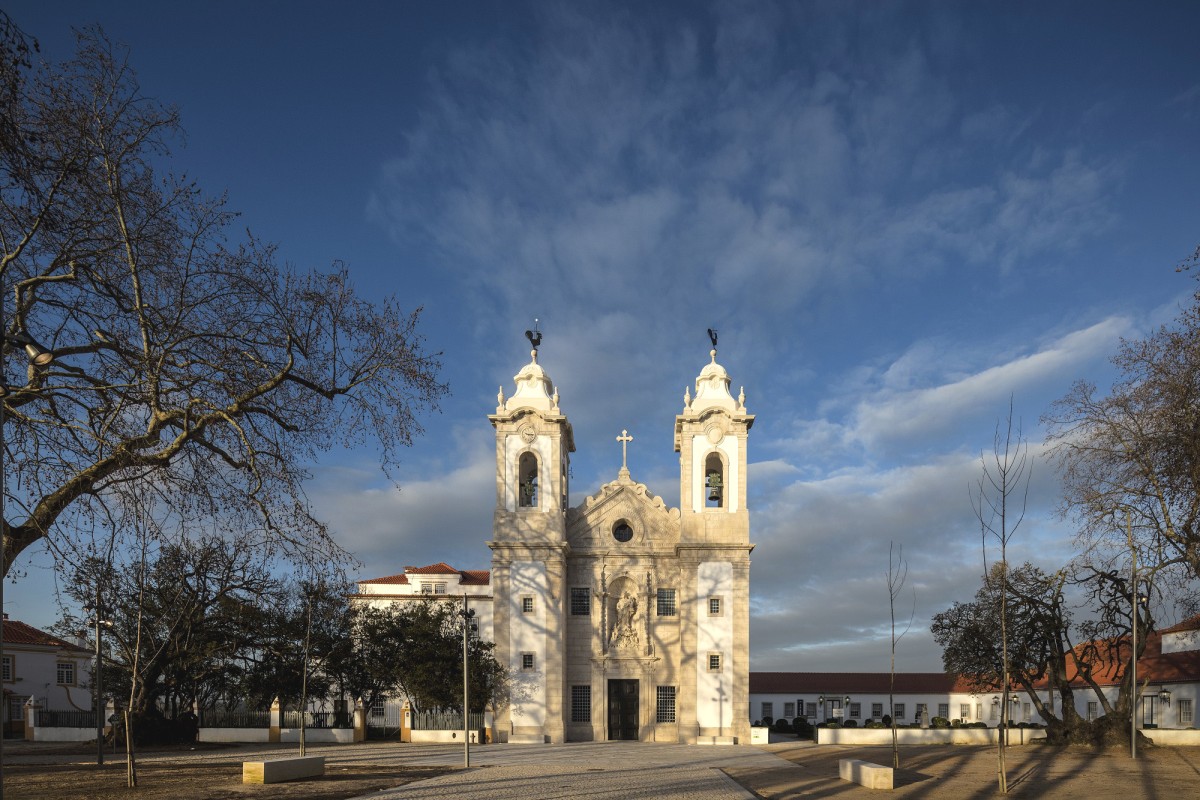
[673,338,754,744]
[488,335,575,743]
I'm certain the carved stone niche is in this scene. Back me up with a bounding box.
[607,576,640,650]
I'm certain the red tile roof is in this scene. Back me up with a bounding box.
[358,564,491,586]
[2,619,87,653]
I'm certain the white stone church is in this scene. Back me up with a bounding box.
[354,340,755,743]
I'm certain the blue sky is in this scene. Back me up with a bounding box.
[6,1,1199,671]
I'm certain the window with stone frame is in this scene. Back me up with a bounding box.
[806,702,817,717]
[1087,701,1098,721]
[707,652,722,672]
[1178,698,1193,726]
[708,596,723,616]
[521,596,534,613]
[571,685,591,723]
[849,703,861,718]
[1,656,11,681]
[893,703,905,720]
[570,587,590,616]
[976,703,983,721]
[938,703,949,719]
[656,686,677,723]
[656,588,677,616]
[370,696,386,716]
[783,702,795,718]
[871,702,883,719]
[56,661,75,685]
[761,702,773,720]
[961,703,971,720]
[521,653,535,671]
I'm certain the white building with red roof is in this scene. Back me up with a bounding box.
[2,615,92,737]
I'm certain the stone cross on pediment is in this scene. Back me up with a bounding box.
[616,429,633,477]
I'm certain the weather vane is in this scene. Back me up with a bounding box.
[707,327,718,350]
[525,318,542,352]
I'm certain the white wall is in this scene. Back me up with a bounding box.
[508,560,547,728]
[696,561,733,729]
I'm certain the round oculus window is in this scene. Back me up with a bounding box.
[612,521,634,543]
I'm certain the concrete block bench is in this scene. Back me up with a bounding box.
[243,755,325,784]
[839,758,893,790]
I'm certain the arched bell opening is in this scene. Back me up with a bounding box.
[518,451,539,508]
[704,451,726,509]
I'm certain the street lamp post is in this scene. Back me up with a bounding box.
[83,595,112,766]
[0,287,55,800]
[460,594,476,768]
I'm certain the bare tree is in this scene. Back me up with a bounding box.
[886,541,913,769]
[972,400,1030,794]
[0,28,445,576]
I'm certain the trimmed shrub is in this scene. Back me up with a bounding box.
[842,719,858,728]
[931,716,951,729]
[792,717,814,738]
[773,717,791,732]
[881,715,892,727]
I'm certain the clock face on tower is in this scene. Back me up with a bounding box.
[612,520,633,543]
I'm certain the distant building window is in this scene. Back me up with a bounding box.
[56,661,75,686]
[434,582,446,594]
[893,703,905,720]
[1,656,11,682]
[783,702,795,718]
[571,685,591,723]
[1178,699,1193,727]
[521,653,535,671]
[806,702,817,717]
[521,596,534,614]
[656,589,677,617]
[976,703,983,721]
[570,588,590,616]
[420,583,433,594]
[871,703,883,719]
[849,703,861,719]
[761,702,773,720]
[961,704,971,720]
[1023,702,1031,722]
[938,703,949,719]
[1087,701,1098,721]
[418,582,446,594]
[708,597,723,616]
[707,653,722,672]
[656,686,677,723]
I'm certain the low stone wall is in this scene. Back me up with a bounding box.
[199,727,271,743]
[817,727,1047,746]
[410,729,484,744]
[30,727,96,742]
[1144,729,1200,746]
[279,728,355,744]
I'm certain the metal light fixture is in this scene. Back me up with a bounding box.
[8,331,55,366]
[1158,688,1172,706]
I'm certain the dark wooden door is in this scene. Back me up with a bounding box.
[607,679,639,740]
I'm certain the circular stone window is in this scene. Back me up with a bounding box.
[612,520,634,543]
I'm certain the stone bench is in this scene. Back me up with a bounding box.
[839,758,893,790]
[242,756,325,784]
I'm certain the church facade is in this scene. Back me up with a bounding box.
[356,342,755,744]
[488,342,754,744]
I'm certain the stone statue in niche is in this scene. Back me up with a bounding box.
[609,590,639,649]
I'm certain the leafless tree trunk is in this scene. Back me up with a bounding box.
[887,541,913,770]
[973,399,1030,794]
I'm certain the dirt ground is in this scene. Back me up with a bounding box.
[2,743,450,800]
[733,742,1200,798]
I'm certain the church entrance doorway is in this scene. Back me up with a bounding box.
[607,679,639,740]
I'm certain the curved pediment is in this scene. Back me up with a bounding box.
[566,475,680,551]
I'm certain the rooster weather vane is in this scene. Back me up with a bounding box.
[707,328,718,350]
[526,319,542,352]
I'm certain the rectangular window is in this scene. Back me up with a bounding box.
[656,686,677,723]
[806,702,817,717]
[961,703,971,720]
[1087,701,1098,722]
[1178,698,1193,727]
[783,702,795,719]
[570,588,590,616]
[370,696,386,716]
[871,702,883,719]
[420,583,433,594]
[893,703,905,720]
[990,702,999,721]
[938,703,949,719]
[1023,702,1031,722]
[56,661,75,685]
[708,597,723,616]
[433,582,447,594]
[976,703,983,721]
[761,702,773,720]
[521,596,534,613]
[1,656,11,682]
[707,653,722,672]
[656,589,677,617]
[521,653,535,671]
[571,685,591,723]
[849,703,861,718]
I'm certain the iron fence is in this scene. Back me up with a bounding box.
[412,710,485,730]
[36,708,96,728]
[282,709,352,728]
[198,709,271,728]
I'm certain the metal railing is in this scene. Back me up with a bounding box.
[282,709,352,729]
[35,708,96,728]
[198,709,271,728]
[412,710,485,730]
